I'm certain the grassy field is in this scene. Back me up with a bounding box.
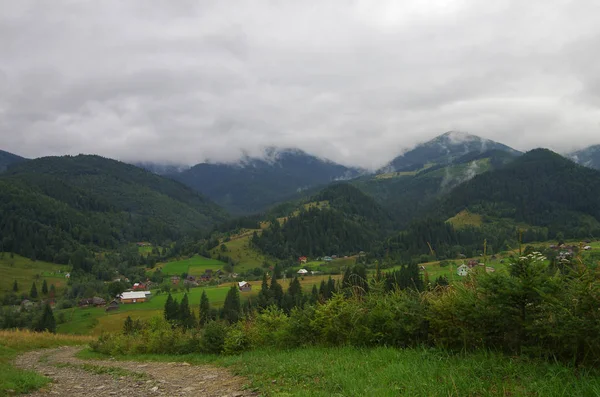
[447,210,483,228]
[210,233,270,271]
[79,346,600,396]
[56,274,340,336]
[0,253,69,296]
[156,255,226,276]
[0,330,93,396]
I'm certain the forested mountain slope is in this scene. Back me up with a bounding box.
[0,155,228,263]
[170,148,362,214]
[251,183,393,259]
[569,145,600,170]
[0,149,27,172]
[356,149,519,227]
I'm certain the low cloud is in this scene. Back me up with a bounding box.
[1,1,600,170]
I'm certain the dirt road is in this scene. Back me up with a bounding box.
[15,346,258,396]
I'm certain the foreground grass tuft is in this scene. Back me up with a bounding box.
[79,346,600,396]
[0,330,94,396]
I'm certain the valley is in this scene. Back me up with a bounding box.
[2,132,600,396]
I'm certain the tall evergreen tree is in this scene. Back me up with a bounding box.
[199,290,210,327]
[257,273,272,309]
[163,293,179,322]
[30,282,38,299]
[41,280,48,295]
[123,316,134,335]
[35,303,56,333]
[310,284,319,304]
[222,285,241,324]
[270,275,284,307]
[12,280,18,292]
[178,293,195,329]
[49,284,56,298]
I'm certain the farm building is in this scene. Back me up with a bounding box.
[584,245,592,250]
[238,281,251,291]
[297,269,308,275]
[79,297,106,307]
[120,291,151,304]
[299,256,308,264]
[457,264,469,276]
[132,282,147,291]
[323,256,332,262]
[105,300,119,312]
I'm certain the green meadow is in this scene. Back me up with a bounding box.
[156,255,226,276]
[0,253,69,295]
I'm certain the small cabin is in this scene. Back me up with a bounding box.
[457,264,469,277]
[238,281,251,292]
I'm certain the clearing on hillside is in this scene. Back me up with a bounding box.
[0,253,69,295]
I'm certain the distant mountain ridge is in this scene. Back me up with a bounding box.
[169,147,364,214]
[569,145,600,170]
[0,149,28,172]
[380,131,520,173]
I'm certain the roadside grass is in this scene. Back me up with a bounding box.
[54,362,148,380]
[77,346,600,396]
[0,253,69,295]
[0,330,93,396]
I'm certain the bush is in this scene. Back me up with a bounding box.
[200,321,228,354]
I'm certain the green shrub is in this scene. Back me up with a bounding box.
[200,321,227,354]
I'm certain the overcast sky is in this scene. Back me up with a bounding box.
[1,1,599,169]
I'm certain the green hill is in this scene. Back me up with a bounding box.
[251,183,393,259]
[0,155,228,263]
[0,149,27,172]
[438,149,600,238]
[356,149,518,227]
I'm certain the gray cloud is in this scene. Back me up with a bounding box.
[1,0,600,170]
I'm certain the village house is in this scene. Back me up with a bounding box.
[171,275,181,285]
[323,256,333,262]
[297,268,309,275]
[238,281,251,291]
[78,297,107,308]
[132,282,146,291]
[120,291,151,304]
[457,264,469,276]
[105,300,119,312]
[299,256,308,264]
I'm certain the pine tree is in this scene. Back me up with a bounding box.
[222,285,241,324]
[310,285,319,304]
[35,303,56,333]
[270,275,284,307]
[12,280,18,292]
[41,280,48,295]
[163,293,179,322]
[178,293,195,329]
[257,273,271,309]
[199,290,210,327]
[123,316,134,335]
[30,282,38,299]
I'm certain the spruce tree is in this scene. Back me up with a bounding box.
[41,280,48,295]
[30,282,38,299]
[199,290,210,327]
[257,273,271,309]
[178,293,195,329]
[163,293,179,322]
[123,316,134,335]
[12,280,18,292]
[310,285,319,304]
[222,285,241,324]
[326,277,336,298]
[35,303,56,333]
[270,275,284,307]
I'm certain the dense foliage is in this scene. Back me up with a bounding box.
[0,149,27,172]
[93,253,600,367]
[0,155,228,263]
[438,149,600,238]
[252,184,393,258]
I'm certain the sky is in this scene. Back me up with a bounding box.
[1,0,599,170]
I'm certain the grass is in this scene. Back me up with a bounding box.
[0,330,93,396]
[78,346,600,396]
[156,255,226,276]
[211,233,270,271]
[0,253,69,296]
[447,210,483,228]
